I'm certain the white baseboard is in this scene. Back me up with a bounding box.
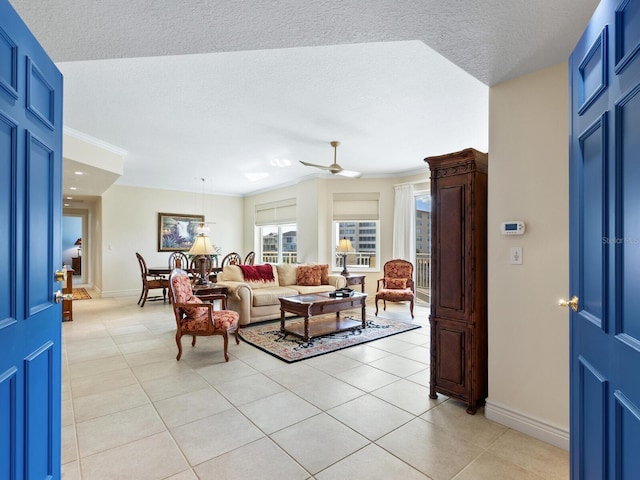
[485,400,569,451]
[100,289,139,298]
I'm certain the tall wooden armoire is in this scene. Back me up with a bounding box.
[425,148,488,414]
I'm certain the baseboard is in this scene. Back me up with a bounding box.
[485,400,569,451]
[100,288,140,298]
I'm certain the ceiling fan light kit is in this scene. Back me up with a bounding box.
[300,141,362,178]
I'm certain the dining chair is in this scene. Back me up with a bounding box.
[221,252,242,267]
[168,251,189,270]
[136,252,169,307]
[169,268,239,361]
[243,251,256,265]
[375,259,415,318]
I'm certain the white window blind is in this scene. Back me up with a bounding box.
[332,193,380,221]
[255,198,296,226]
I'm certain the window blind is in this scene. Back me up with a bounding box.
[255,198,296,226]
[332,192,380,221]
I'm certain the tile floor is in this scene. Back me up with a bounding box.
[61,293,569,479]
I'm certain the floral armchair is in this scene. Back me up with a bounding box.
[375,259,415,318]
[169,269,239,361]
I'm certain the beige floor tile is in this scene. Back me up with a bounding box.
[377,417,483,480]
[368,354,427,377]
[75,404,165,457]
[453,451,546,480]
[141,371,210,401]
[421,402,508,448]
[61,460,80,480]
[263,362,333,389]
[368,336,417,354]
[397,345,430,364]
[338,343,393,363]
[153,387,233,428]
[238,391,321,434]
[131,358,193,382]
[67,355,129,380]
[316,443,430,480]
[270,412,369,475]
[488,430,569,480]
[288,375,365,410]
[406,369,431,387]
[164,470,198,480]
[194,437,309,480]
[372,378,438,415]
[333,363,400,391]
[213,372,285,406]
[124,347,176,367]
[170,408,264,466]
[70,367,137,398]
[229,347,285,372]
[73,383,150,422]
[304,351,363,374]
[61,425,78,465]
[117,337,168,354]
[327,394,414,440]
[62,398,74,427]
[196,358,260,386]
[80,432,189,480]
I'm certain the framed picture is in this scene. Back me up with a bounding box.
[158,212,204,252]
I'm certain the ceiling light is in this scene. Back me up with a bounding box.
[270,158,291,168]
[74,171,84,175]
[69,187,77,190]
[66,196,72,200]
[64,203,69,207]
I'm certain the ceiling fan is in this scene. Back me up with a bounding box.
[299,141,362,178]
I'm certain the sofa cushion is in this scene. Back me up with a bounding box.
[220,265,244,282]
[252,286,298,306]
[276,264,298,286]
[294,284,335,295]
[297,265,321,286]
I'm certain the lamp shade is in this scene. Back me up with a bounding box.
[337,237,353,253]
[188,234,216,255]
[74,238,82,246]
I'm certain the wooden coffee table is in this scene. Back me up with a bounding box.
[279,292,368,342]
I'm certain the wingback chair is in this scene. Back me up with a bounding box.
[375,259,415,318]
[136,252,169,307]
[169,269,239,361]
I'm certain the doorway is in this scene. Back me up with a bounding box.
[63,214,85,285]
[414,192,431,305]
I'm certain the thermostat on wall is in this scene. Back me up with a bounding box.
[501,221,525,235]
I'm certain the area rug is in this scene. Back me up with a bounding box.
[72,288,91,300]
[238,314,421,363]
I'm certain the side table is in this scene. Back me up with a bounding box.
[343,274,366,293]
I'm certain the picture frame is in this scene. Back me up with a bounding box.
[158,212,204,252]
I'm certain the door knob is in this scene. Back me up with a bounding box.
[54,290,73,304]
[559,295,579,312]
[55,267,67,283]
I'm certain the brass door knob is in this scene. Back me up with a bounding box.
[559,296,579,312]
[54,290,73,304]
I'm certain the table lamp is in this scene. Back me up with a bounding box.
[336,237,353,276]
[188,233,216,285]
[74,238,82,257]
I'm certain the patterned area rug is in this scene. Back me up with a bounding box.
[72,288,91,300]
[239,314,421,363]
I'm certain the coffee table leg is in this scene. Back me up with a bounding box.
[280,308,285,333]
[303,316,311,342]
[361,301,366,329]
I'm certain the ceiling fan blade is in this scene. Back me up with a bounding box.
[335,169,362,178]
[299,160,331,171]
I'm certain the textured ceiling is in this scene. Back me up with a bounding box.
[10,0,599,197]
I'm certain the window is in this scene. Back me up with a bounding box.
[255,198,297,264]
[332,193,380,272]
[259,224,297,263]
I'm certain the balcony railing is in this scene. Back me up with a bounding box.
[415,253,431,304]
[261,252,297,264]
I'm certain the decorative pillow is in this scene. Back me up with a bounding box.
[297,265,321,286]
[318,264,329,284]
[385,277,407,289]
[276,264,297,286]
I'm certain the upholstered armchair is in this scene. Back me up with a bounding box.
[375,259,415,318]
[169,269,239,361]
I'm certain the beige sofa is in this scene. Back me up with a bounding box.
[216,264,347,326]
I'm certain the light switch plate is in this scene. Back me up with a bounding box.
[511,247,523,265]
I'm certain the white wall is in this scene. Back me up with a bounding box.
[100,185,244,296]
[486,63,570,449]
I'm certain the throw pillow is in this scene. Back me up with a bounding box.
[297,265,322,286]
[385,277,407,289]
[276,264,297,286]
[318,264,329,284]
[182,294,207,318]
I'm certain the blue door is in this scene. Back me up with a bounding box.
[569,0,640,478]
[0,1,63,478]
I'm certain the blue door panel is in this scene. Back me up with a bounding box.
[579,114,607,326]
[0,113,15,326]
[0,26,18,98]
[615,0,640,72]
[0,367,17,480]
[578,27,608,115]
[618,84,640,341]
[614,391,640,477]
[578,357,608,479]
